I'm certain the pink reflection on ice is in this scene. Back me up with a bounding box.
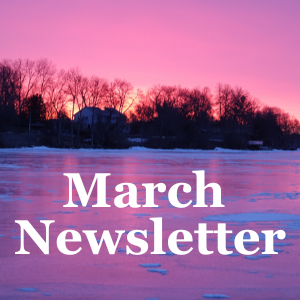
[0,148,300,299]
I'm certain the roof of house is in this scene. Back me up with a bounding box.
[74,107,102,116]
[74,107,123,117]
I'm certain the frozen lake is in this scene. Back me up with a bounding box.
[0,147,300,299]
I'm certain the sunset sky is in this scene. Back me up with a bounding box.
[0,0,299,118]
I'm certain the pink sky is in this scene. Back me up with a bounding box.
[0,0,299,118]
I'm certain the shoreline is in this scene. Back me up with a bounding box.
[0,146,299,153]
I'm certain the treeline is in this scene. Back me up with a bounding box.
[0,58,299,149]
[130,84,300,149]
[0,58,136,147]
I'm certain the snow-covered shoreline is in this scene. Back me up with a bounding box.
[0,146,299,153]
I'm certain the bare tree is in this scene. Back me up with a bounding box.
[22,59,39,100]
[134,91,156,122]
[0,60,17,122]
[88,76,108,146]
[45,69,68,144]
[106,79,137,114]
[12,59,27,117]
[65,68,82,146]
[188,87,212,121]
[215,83,232,122]
[75,76,90,145]
[79,76,89,108]
[35,58,56,98]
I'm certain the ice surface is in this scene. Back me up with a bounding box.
[261,248,283,253]
[117,248,126,253]
[228,232,266,242]
[1,148,300,299]
[17,288,37,292]
[147,268,168,275]
[139,263,161,267]
[245,256,259,260]
[202,294,230,299]
[160,251,175,256]
[257,254,271,258]
[0,196,13,202]
[273,243,293,247]
[204,212,300,222]
[134,213,151,217]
